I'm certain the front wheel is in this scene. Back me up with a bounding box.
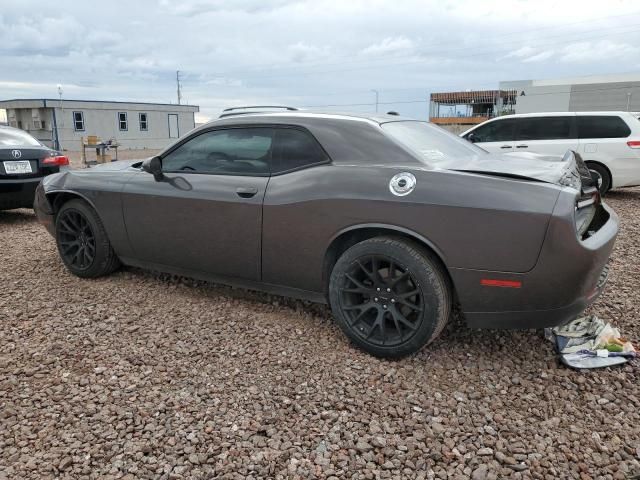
[55,199,121,278]
[329,237,451,358]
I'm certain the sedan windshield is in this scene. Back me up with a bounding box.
[382,121,486,165]
[0,128,41,147]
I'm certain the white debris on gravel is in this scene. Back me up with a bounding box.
[1,188,639,479]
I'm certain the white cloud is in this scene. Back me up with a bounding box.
[288,42,331,63]
[559,40,639,63]
[505,46,537,59]
[361,37,415,56]
[522,50,554,63]
[0,0,639,120]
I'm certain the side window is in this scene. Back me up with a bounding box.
[118,112,128,131]
[469,119,515,142]
[577,116,631,139]
[161,128,273,176]
[139,113,148,131]
[515,117,572,141]
[272,128,329,173]
[72,111,84,132]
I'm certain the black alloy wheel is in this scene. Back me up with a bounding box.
[329,237,451,358]
[55,199,121,278]
[339,255,423,347]
[57,209,96,271]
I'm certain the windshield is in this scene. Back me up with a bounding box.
[382,121,486,165]
[0,128,41,147]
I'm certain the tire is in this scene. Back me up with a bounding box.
[586,163,611,194]
[329,236,451,358]
[55,199,120,278]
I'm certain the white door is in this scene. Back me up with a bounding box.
[511,116,578,157]
[168,114,179,138]
[463,118,516,153]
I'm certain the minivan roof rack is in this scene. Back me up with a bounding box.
[219,105,299,118]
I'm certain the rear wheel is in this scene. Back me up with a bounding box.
[329,237,451,358]
[55,199,120,278]
[586,162,611,194]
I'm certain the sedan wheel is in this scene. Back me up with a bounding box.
[329,237,451,358]
[55,199,121,278]
[58,209,97,271]
[339,255,424,347]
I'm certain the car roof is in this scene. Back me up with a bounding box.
[204,110,417,127]
[482,111,633,119]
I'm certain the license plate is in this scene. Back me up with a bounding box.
[4,160,32,174]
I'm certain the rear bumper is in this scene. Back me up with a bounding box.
[452,199,618,329]
[463,264,610,329]
[0,177,42,210]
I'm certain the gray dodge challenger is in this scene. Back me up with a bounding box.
[33,110,618,357]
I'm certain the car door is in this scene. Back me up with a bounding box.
[512,115,578,157]
[463,118,516,153]
[121,126,274,281]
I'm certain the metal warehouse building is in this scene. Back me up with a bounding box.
[500,72,640,114]
[0,99,199,151]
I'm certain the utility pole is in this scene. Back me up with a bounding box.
[371,89,379,113]
[176,70,182,105]
[55,84,63,151]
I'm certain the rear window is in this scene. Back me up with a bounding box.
[272,128,329,173]
[515,116,572,140]
[0,128,41,146]
[577,116,631,139]
[382,121,485,164]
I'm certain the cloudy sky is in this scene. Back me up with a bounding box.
[1,0,640,122]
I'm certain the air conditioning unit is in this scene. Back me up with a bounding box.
[33,120,43,130]
[9,120,18,128]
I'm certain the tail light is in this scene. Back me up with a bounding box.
[42,155,69,166]
[627,140,640,149]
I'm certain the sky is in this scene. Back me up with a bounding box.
[1,0,640,123]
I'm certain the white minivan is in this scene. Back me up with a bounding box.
[461,112,640,193]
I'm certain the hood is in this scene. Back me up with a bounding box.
[438,150,593,190]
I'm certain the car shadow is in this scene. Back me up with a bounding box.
[0,208,36,225]
[605,187,640,200]
[128,267,556,364]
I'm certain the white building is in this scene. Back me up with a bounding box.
[500,72,640,114]
[0,99,199,151]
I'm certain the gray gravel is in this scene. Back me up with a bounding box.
[1,188,639,479]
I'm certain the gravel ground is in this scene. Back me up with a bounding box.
[1,189,639,480]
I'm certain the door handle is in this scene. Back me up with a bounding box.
[236,187,258,198]
[516,144,528,148]
[500,145,512,149]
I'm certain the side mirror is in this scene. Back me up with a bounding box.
[142,156,164,181]
[466,133,477,143]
